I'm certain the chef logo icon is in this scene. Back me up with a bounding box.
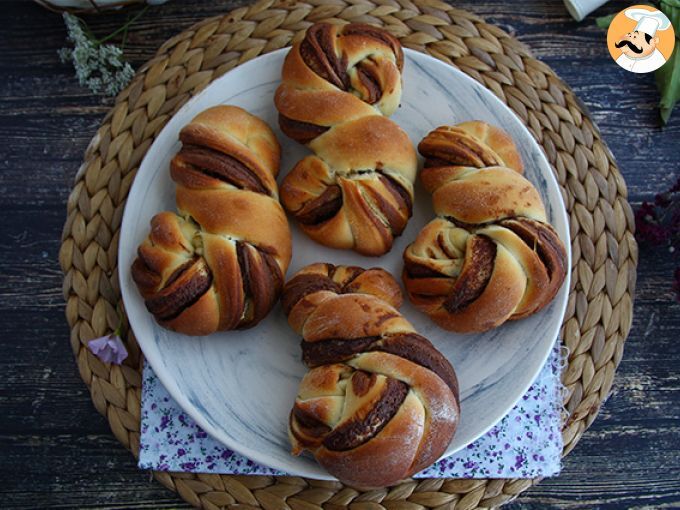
[607,5,675,74]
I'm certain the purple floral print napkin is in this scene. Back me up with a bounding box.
[139,341,564,478]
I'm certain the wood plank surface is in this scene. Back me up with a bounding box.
[0,0,678,508]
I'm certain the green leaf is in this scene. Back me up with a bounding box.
[656,47,680,123]
[596,13,616,29]
[657,0,680,123]
[661,0,680,28]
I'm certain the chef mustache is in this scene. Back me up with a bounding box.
[615,39,644,54]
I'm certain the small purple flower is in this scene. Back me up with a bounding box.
[177,448,186,457]
[88,334,128,364]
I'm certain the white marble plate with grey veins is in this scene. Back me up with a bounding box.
[119,48,571,480]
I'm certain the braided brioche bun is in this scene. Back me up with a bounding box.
[403,122,567,333]
[275,23,417,256]
[131,106,291,335]
[283,263,459,487]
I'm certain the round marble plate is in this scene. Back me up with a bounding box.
[119,48,571,480]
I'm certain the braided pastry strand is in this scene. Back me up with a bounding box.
[403,122,568,333]
[131,106,292,335]
[275,23,418,256]
[283,263,460,488]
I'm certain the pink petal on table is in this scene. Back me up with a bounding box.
[88,334,128,364]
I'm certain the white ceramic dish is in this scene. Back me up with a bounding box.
[119,48,571,480]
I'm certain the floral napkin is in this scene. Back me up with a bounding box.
[139,341,564,478]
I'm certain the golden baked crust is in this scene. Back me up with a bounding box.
[402,122,567,333]
[131,105,292,335]
[283,263,459,488]
[275,23,417,256]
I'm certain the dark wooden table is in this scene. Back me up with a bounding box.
[2,0,678,508]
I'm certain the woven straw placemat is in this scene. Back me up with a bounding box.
[59,0,638,507]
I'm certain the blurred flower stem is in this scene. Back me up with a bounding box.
[97,5,148,45]
[634,177,680,302]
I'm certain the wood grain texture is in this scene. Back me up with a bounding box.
[0,0,678,508]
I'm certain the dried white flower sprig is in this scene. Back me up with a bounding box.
[58,7,148,96]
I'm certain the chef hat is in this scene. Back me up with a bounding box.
[625,8,672,37]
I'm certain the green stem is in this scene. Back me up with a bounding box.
[114,302,125,338]
[96,5,149,46]
[75,15,97,41]
[121,13,130,51]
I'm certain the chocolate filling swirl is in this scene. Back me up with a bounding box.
[299,23,349,90]
[293,185,343,225]
[419,135,501,169]
[403,260,445,279]
[281,264,371,316]
[375,173,413,235]
[301,332,458,396]
[236,242,284,329]
[278,116,330,144]
[143,257,213,321]
[355,61,383,104]
[342,24,404,70]
[443,235,496,314]
[281,273,342,316]
[500,218,567,283]
[291,405,332,442]
[177,144,270,195]
[322,377,408,451]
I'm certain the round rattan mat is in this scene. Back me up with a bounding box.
[59,0,638,508]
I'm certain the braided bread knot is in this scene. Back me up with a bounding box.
[283,263,459,488]
[132,106,292,335]
[403,122,568,333]
[275,23,417,256]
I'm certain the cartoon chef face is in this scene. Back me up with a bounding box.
[615,30,659,59]
[608,7,674,74]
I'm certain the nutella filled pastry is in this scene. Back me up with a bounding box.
[282,263,460,488]
[403,122,567,333]
[131,105,292,335]
[275,23,417,256]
